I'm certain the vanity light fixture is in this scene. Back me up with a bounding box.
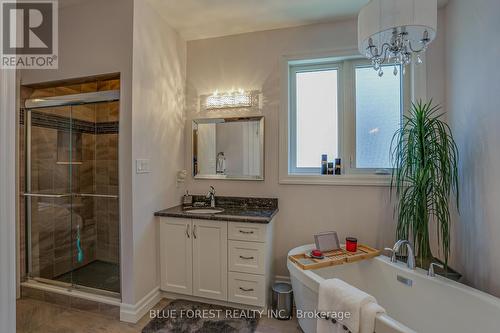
[205,89,252,110]
[358,0,437,76]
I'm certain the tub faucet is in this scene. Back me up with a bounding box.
[206,186,216,208]
[389,240,416,270]
[428,262,444,277]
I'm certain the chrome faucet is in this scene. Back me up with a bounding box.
[427,262,444,277]
[206,186,216,208]
[385,240,416,270]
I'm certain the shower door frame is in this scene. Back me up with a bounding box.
[24,90,121,298]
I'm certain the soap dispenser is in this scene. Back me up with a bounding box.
[182,190,193,207]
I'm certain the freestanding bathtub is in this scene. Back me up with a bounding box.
[288,244,500,333]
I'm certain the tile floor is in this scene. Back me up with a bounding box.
[17,297,303,333]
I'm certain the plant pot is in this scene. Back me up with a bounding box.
[395,255,462,282]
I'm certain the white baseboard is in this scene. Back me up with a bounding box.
[120,286,161,323]
[161,291,265,311]
[119,276,291,323]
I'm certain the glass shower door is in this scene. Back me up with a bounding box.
[25,105,75,287]
[24,88,121,297]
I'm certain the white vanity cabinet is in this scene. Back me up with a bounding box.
[226,222,273,307]
[159,216,274,308]
[160,218,227,300]
[159,218,193,294]
[192,219,227,301]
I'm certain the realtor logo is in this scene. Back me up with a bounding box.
[1,0,58,68]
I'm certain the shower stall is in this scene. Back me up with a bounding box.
[20,77,121,298]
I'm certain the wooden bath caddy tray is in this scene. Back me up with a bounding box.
[289,244,381,270]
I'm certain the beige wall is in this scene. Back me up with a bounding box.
[0,68,17,333]
[185,17,446,277]
[426,10,448,257]
[426,10,447,108]
[19,0,135,303]
[131,0,187,302]
[445,0,500,297]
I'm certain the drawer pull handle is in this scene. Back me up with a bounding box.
[239,287,254,292]
[239,230,254,234]
[186,224,190,238]
[239,255,254,260]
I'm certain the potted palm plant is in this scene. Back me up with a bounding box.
[391,100,459,276]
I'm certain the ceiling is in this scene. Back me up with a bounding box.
[52,0,448,41]
[150,0,449,41]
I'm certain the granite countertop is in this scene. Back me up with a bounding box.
[154,196,278,224]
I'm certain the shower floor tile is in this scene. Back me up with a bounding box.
[54,260,120,293]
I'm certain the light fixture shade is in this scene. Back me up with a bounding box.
[202,90,260,111]
[358,0,437,56]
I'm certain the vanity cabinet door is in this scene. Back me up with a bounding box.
[160,217,193,295]
[192,219,228,301]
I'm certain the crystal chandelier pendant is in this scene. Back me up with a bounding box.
[358,0,437,76]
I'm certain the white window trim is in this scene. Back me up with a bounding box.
[279,48,427,186]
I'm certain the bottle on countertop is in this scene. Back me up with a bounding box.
[182,190,193,207]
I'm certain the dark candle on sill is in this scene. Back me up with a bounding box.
[346,237,358,252]
[327,162,334,175]
[335,158,342,175]
[321,154,328,175]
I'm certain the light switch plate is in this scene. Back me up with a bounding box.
[136,159,151,174]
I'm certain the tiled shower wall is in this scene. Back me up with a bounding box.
[19,78,120,281]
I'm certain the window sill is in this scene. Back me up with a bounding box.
[279,174,392,186]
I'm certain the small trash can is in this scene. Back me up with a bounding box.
[271,282,293,320]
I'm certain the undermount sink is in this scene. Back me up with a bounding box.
[184,208,224,214]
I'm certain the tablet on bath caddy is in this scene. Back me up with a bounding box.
[314,231,341,253]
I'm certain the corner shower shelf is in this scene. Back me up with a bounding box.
[288,244,381,270]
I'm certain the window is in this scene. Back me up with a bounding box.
[289,63,339,173]
[355,64,402,170]
[282,55,410,184]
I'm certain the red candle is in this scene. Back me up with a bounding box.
[346,237,358,252]
[312,249,323,257]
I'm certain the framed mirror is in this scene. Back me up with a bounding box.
[192,116,264,180]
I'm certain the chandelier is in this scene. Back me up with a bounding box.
[358,0,437,76]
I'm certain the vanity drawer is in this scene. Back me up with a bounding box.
[228,272,266,307]
[229,240,266,275]
[228,222,267,242]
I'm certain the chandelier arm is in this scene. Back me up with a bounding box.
[379,49,388,65]
[379,44,392,64]
[367,46,379,58]
[408,40,426,53]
